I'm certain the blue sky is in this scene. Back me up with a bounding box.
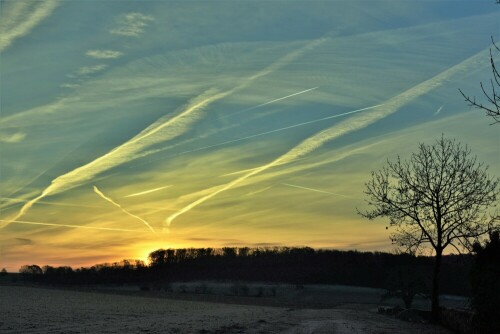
[0,0,499,270]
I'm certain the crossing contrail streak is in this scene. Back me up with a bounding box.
[165,48,489,226]
[165,104,381,226]
[225,86,320,118]
[124,185,172,198]
[93,186,155,233]
[281,183,351,198]
[0,219,140,232]
[2,38,327,229]
[174,104,383,157]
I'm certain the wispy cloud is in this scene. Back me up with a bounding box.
[93,186,155,233]
[60,83,80,89]
[165,48,488,226]
[0,97,74,127]
[86,49,123,59]
[110,12,154,37]
[124,186,171,198]
[0,0,59,52]
[15,238,34,245]
[0,132,26,143]
[75,64,108,76]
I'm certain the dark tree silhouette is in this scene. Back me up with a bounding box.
[17,247,473,299]
[19,264,43,275]
[382,264,427,309]
[359,136,499,323]
[459,37,500,124]
[471,231,500,333]
[0,268,7,276]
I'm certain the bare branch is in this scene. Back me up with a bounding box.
[459,37,500,124]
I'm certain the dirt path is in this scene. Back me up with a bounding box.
[0,286,450,333]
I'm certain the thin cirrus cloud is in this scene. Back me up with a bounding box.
[164,47,488,227]
[86,49,123,59]
[0,0,59,52]
[110,12,154,37]
[2,37,326,229]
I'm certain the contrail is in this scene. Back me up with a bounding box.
[2,89,223,228]
[166,160,277,226]
[3,37,327,229]
[124,185,171,198]
[221,167,263,177]
[173,104,382,157]
[93,186,155,233]
[434,104,444,116]
[246,186,273,197]
[281,183,351,198]
[225,86,320,118]
[0,219,140,232]
[0,0,60,52]
[0,197,107,209]
[165,49,489,226]
[221,158,308,177]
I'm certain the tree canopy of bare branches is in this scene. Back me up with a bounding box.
[359,135,499,322]
[460,37,500,124]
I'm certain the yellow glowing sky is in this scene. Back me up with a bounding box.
[0,0,499,271]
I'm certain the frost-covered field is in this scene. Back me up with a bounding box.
[0,285,451,333]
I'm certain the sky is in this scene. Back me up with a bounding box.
[0,0,499,272]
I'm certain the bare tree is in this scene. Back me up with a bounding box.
[459,37,500,124]
[359,136,499,323]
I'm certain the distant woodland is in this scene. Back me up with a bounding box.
[12,247,471,296]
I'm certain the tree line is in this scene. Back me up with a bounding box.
[16,247,471,296]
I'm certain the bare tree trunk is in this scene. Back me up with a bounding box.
[431,250,442,323]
